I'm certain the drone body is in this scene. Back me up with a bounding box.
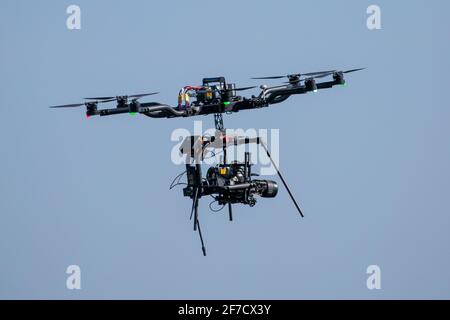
[50,69,364,120]
[51,68,364,255]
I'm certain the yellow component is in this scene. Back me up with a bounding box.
[206,90,213,100]
[219,168,228,175]
[178,94,183,105]
[185,93,190,102]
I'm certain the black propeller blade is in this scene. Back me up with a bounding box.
[343,68,365,74]
[251,76,285,80]
[252,70,336,81]
[128,92,160,99]
[84,92,159,101]
[303,68,365,80]
[309,71,336,79]
[284,71,336,84]
[49,103,86,108]
[253,68,365,82]
[50,91,160,109]
[49,99,113,108]
[83,96,114,101]
[301,70,337,76]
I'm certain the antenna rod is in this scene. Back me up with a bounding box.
[196,219,207,256]
[260,141,304,217]
[193,163,202,230]
[193,189,199,231]
[188,187,206,255]
[189,187,198,221]
[228,203,233,221]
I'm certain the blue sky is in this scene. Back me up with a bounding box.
[1,0,450,299]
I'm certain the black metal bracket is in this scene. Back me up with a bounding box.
[214,113,224,132]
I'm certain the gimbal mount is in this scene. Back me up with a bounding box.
[181,114,304,256]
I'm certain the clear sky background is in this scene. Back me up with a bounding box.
[1,0,449,299]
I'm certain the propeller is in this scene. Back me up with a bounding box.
[253,68,365,82]
[49,103,87,108]
[84,91,159,101]
[302,70,337,76]
[250,75,285,80]
[49,100,113,108]
[284,71,336,84]
[251,70,335,80]
[343,68,365,74]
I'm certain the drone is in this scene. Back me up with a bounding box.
[51,68,364,256]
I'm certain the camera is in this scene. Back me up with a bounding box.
[183,152,278,207]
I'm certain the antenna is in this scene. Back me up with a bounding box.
[186,163,207,256]
[196,219,207,256]
[259,140,304,218]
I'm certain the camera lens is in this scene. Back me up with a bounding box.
[259,180,278,198]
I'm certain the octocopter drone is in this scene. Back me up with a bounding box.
[51,68,364,255]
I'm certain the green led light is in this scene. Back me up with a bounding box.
[223,102,231,105]
[129,112,137,115]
